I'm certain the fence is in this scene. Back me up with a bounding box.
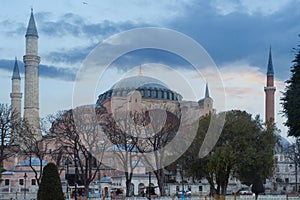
[123,196,299,200]
[0,191,37,200]
[0,194,299,200]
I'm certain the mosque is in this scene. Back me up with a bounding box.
[0,8,296,199]
[1,9,214,199]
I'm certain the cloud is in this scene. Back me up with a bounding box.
[45,45,95,65]
[211,0,293,16]
[33,12,154,66]
[39,64,76,81]
[167,0,300,81]
[0,59,76,81]
[110,49,193,72]
[36,12,150,39]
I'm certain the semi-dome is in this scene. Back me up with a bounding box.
[96,75,182,104]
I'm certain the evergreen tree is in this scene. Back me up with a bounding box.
[37,163,64,200]
[281,42,300,137]
[251,177,264,200]
[182,111,276,199]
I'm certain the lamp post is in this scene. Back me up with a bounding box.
[98,139,105,198]
[149,170,151,200]
[65,158,71,200]
[295,162,298,192]
[24,173,27,200]
[74,156,79,200]
[146,166,152,200]
[74,134,79,200]
[177,163,184,195]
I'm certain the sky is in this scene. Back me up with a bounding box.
[0,0,300,142]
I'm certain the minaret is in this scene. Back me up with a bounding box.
[10,57,22,122]
[264,47,276,124]
[205,82,210,98]
[23,9,41,139]
[138,65,143,76]
[204,83,213,114]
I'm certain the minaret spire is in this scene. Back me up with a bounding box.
[12,57,21,80]
[264,47,276,125]
[205,82,210,98]
[10,57,22,121]
[267,47,274,76]
[25,8,38,38]
[23,9,41,139]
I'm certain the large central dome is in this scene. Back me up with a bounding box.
[111,76,168,90]
[96,75,182,104]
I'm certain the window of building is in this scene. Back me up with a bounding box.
[199,185,203,192]
[4,179,10,186]
[31,179,36,185]
[285,165,289,172]
[19,179,24,185]
[285,178,289,183]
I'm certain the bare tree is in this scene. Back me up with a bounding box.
[19,120,49,186]
[101,107,180,196]
[137,109,180,196]
[0,103,20,168]
[100,110,144,197]
[51,106,107,197]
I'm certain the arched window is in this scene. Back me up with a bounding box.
[130,183,135,196]
[138,183,145,196]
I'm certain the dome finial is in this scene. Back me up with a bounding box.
[138,65,143,77]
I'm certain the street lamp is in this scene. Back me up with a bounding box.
[149,170,151,200]
[65,158,71,200]
[98,139,105,198]
[74,134,79,200]
[146,167,152,200]
[74,156,79,200]
[177,163,184,195]
[24,173,27,200]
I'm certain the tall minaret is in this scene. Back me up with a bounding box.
[264,47,276,124]
[205,82,210,98]
[23,9,41,139]
[204,83,213,114]
[10,57,22,122]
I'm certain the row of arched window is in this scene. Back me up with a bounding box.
[97,88,182,103]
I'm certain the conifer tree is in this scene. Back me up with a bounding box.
[281,42,300,137]
[37,163,64,200]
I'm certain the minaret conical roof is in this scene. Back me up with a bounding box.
[267,47,274,76]
[25,8,38,37]
[205,82,210,98]
[12,57,21,80]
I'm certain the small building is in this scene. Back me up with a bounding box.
[0,158,47,199]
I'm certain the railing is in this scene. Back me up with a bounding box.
[0,191,37,200]
[0,194,299,200]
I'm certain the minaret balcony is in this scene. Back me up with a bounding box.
[264,86,276,91]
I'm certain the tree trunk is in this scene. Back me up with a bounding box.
[206,176,217,197]
[125,171,133,197]
[215,195,226,200]
[85,183,90,197]
[155,169,166,196]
